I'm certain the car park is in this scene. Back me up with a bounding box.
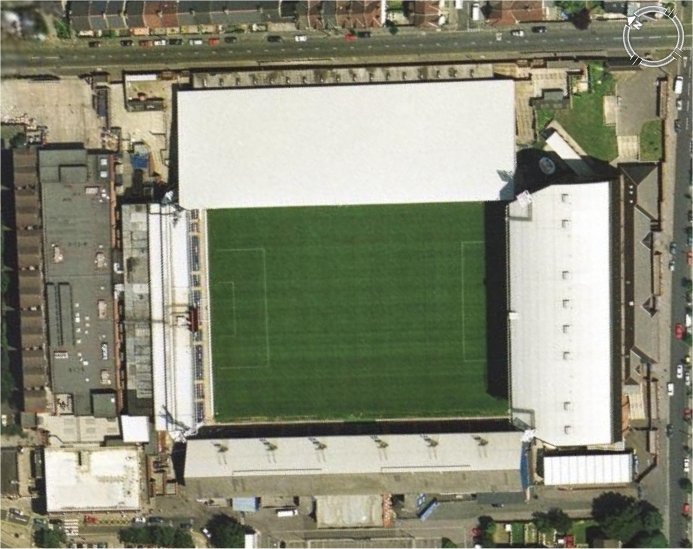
[88,41,101,48]
[120,39,134,47]
[668,382,675,396]
[676,323,686,340]
[225,36,238,43]
[294,34,307,42]
[511,29,525,37]
[532,26,547,33]
[677,364,684,379]
[267,35,283,43]
[168,38,183,45]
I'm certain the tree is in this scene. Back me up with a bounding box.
[476,516,497,548]
[571,7,592,30]
[9,133,26,149]
[591,492,664,546]
[680,477,693,493]
[173,529,194,548]
[388,24,399,35]
[35,527,66,548]
[532,508,572,534]
[630,530,669,548]
[207,514,246,549]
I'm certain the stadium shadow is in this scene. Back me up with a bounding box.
[484,201,509,400]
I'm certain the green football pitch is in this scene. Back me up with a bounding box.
[207,203,506,422]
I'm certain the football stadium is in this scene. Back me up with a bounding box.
[174,80,516,425]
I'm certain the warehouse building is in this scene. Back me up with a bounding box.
[44,447,142,513]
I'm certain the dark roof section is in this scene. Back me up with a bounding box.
[69,1,92,31]
[105,0,128,29]
[124,0,146,27]
[0,448,19,497]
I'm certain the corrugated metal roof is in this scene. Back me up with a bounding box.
[543,453,633,485]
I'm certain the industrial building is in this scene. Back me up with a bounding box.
[39,147,118,417]
[44,447,142,513]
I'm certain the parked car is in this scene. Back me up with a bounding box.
[356,31,371,38]
[676,323,686,340]
[678,98,684,111]
[201,528,212,539]
[1,414,6,427]
[88,40,101,48]
[511,29,525,37]
[120,39,134,47]
[132,517,146,524]
[168,38,183,45]
[345,33,357,41]
[267,35,283,43]
[668,382,675,396]
[532,26,547,33]
[188,38,203,46]
[148,517,165,525]
[684,502,691,516]
[686,371,691,387]
[666,423,674,437]
[684,456,690,474]
[153,39,166,46]
[675,119,682,133]
[677,363,684,379]
[670,241,678,254]
[139,40,153,47]
[225,35,238,43]
[208,37,220,46]
[669,259,676,271]
[685,407,693,421]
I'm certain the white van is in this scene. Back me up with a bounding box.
[674,75,684,96]
[276,508,298,517]
[471,2,481,21]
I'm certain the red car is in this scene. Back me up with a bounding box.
[208,37,220,46]
[676,323,686,340]
[345,33,357,41]
[684,502,691,516]
[684,407,692,421]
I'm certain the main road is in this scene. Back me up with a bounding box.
[1,18,690,77]
[668,51,693,548]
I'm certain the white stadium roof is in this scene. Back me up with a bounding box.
[44,447,141,512]
[177,81,516,210]
[509,182,613,447]
[184,432,522,479]
[543,453,633,486]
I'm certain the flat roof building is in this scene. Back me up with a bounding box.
[177,80,516,210]
[44,447,141,513]
[508,181,617,447]
[39,147,116,416]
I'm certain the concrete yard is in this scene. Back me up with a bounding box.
[1,77,102,148]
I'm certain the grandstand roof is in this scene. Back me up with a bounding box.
[508,182,614,447]
[184,432,522,481]
[177,80,516,209]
